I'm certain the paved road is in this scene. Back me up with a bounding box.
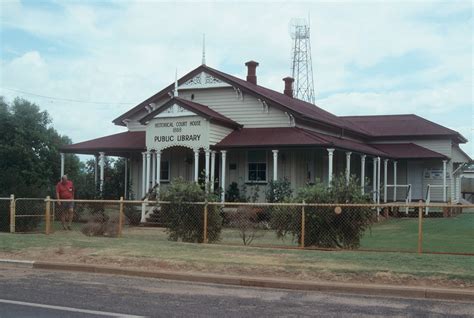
[0,265,473,317]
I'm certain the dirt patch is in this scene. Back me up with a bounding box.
[0,249,472,290]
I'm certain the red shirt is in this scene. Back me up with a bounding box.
[56,180,74,199]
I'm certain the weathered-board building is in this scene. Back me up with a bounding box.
[62,61,470,204]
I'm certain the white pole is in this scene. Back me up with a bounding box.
[345,152,352,185]
[377,157,381,206]
[141,152,146,197]
[210,151,216,192]
[372,157,377,202]
[94,154,98,187]
[124,158,128,199]
[60,153,65,177]
[156,151,161,195]
[393,161,397,202]
[327,148,335,186]
[383,159,388,203]
[205,149,210,188]
[99,152,105,193]
[145,151,151,193]
[272,150,279,181]
[221,150,227,202]
[361,155,366,194]
[151,151,156,187]
[443,160,447,202]
[194,149,199,182]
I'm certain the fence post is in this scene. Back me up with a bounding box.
[45,196,51,235]
[118,196,124,237]
[417,200,423,254]
[203,201,208,243]
[9,194,15,233]
[300,201,305,248]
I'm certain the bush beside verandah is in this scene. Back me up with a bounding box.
[271,175,374,249]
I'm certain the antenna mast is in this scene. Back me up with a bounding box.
[289,17,315,104]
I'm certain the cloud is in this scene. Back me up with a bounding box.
[0,0,471,156]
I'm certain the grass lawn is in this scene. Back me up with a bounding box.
[0,227,473,288]
[360,212,474,253]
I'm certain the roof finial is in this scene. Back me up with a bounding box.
[202,33,206,65]
[174,68,178,97]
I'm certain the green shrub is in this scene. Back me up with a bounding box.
[271,175,374,249]
[265,178,293,203]
[160,178,222,243]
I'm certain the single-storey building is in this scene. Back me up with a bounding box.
[61,60,471,204]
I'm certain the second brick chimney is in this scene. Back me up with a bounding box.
[245,60,259,85]
[283,77,294,98]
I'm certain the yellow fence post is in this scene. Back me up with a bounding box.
[45,196,51,235]
[417,200,423,254]
[9,194,15,233]
[203,201,208,243]
[300,201,305,248]
[118,196,124,237]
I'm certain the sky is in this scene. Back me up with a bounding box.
[0,0,472,156]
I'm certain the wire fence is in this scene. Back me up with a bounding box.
[1,196,473,255]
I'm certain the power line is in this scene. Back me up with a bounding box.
[1,87,135,105]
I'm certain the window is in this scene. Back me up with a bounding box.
[160,161,170,181]
[247,150,267,182]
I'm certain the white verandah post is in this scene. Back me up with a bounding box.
[194,149,199,182]
[151,151,156,187]
[393,161,398,202]
[220,150,227,202]
[345,152,352,185]
[383,159,388,203]
[372,157,377,202]
[443,160,447,202]
[124,157,128,199]
[141,152,146,198]
[60,153,65,178]
[272,150,279,181]
[360,154,366,194]
[210,151,216,192]
[327,148,335,187]
[205,149,211,189]
[377,157,381,206]
[99,152,105,193]
[156,151,161,195]
[145,151,151,193]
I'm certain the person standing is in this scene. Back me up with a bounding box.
[56,175,75,230]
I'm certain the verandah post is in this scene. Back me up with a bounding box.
[417,200,423,254]
[9,194,15,233]
[45,196,51,235]
[118,196,124,237]
[300,201,306,248]
[203,201,208,243]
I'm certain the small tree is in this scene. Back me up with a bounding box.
[160,178,222,243]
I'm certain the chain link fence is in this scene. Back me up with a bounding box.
[2,197,473,255]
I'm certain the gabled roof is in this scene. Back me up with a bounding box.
[60,131,145,156]
[342,114,467,143]
[112,64,369,137]
[139,97,241,129]
[215,127,385,156]
[371,143,448,159]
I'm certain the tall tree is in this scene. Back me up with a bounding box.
[0,97,82,197]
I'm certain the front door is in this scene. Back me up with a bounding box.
[407,161,423,200]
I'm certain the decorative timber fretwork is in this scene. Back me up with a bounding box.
[154,103,195,118]
[258,98,269,113]
[233,87,244,100]
[285,112,296,127]
[179,72,231,89]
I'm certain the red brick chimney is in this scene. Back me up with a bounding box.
[245,61,259,85]
[283,77,294,98]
